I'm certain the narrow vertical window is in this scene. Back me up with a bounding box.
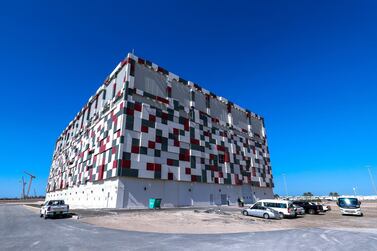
[112,83,116,98]
[206,94,210,108]
[80,113,84,128]
[87,106,91,120]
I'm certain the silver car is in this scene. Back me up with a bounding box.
[242,204,281,219]
[292,204,305,215]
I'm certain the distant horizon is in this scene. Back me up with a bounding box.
[2,193,377,200]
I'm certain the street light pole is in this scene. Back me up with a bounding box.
[283,173,288,197]
[367,166,377,195]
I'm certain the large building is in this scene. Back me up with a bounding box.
[46,53,274,209]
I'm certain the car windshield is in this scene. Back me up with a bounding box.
[251,205,264,210]
[49,200,64,206]
[338,198,359,207]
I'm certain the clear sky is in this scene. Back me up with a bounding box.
[1,0,377,198]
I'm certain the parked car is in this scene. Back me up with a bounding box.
[292,201,321,214]
[40,200,69,219]
[292,204,305,215]
[242,204,281,219]
[321,204,331,212]
[254,199,297,218]
[310,202,324,212]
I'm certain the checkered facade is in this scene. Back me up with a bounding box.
[47,53,273,194]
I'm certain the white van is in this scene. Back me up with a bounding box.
[254,199,296,218]
[337,197,363,216]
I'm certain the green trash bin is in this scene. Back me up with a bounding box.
[154,198,161,209]
[149,198,162,209]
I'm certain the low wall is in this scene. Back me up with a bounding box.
[118,177,273,209]
[46,177,274,209]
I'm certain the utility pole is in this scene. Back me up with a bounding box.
[283,173,288,197]
[22,177,26,199]
[367,166,377,195]
[19,178,26,199]
[24,171,36,198]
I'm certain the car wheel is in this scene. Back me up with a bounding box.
[242,210,248,216]
[309,209,315,215]
[263,213,269,219]
[279,212,284,219]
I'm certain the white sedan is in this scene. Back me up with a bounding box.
[242,204,282,219]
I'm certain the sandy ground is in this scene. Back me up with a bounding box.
[81,202,377,234]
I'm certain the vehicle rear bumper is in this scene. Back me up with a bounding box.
[46,211,69,216]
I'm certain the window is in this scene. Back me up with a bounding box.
[250,117,263,136]
[194,91,206,113]
[112,83,116,98]
[278,203,287,208]
[210,98,228,123]
[171,80,190,107]
[134,64,167,97]
[264,202,274,207]
[219,154,225,164]
[231,108,249,131]
[87,106,91,120]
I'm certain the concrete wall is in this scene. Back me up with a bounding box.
[46,178,121,209]
[46,177,273,209]
[119,177,273,209]
[250,186,274,203]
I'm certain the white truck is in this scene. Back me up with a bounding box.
[337,197,363,216]
[40,200,69,219]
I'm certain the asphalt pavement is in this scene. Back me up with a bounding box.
[1,204,377,251]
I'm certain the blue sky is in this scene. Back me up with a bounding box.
[1,0,376,197]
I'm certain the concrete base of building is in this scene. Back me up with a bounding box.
[46,177,273,209]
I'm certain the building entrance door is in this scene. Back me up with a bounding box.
[220,194,227,205]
